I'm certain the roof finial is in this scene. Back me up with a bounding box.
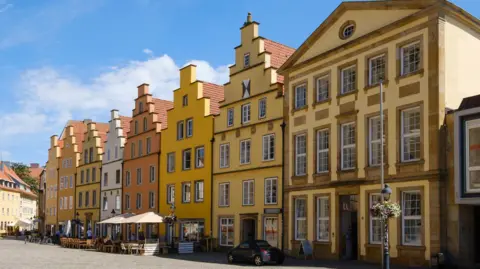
[247,12,252,23]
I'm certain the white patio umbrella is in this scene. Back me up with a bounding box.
[122,212,164,224]
[99,213,135,224]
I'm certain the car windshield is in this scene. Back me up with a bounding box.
[255,240,271,248]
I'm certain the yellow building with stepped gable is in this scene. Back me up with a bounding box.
[212,13,294,249]
[159,64,223,244]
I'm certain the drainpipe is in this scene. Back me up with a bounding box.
[210,137,215,241]
[281,121,286,252]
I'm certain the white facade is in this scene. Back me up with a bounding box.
[100,110,128,224]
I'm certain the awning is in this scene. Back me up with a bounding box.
[13,219,32,227]
[99,213,135,224]
[123,212,164,224]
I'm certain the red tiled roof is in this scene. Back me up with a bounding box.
[264,38,295,71]
[152,98,174,130]
[95,123,110,144]
[203,82,224,115]
[68,121,87,151]
[29,167,43,180]
[119,116,132,137]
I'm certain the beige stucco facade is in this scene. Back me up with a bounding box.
[278,0,480,267]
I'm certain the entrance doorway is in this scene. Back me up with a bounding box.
[339,195,358,260]
[475,207,480,264]
[242,218,256,241]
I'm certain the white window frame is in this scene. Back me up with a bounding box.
[167,185,175,204]
[368,54,386,86]
[195,146,205,168]
[115,195,120,210]
[227,108,234,127]
[316,129,329,173]
[295,134,307,176]
[294,83,307,109]
[400,41,421,76]
[182,183,191,203]
[219,143,230,168]
[195,181,204,202]
[316,75,329,102]
[240,139,251,165]
[369,116,382,167]
[264,177,277,205]
[219,183,229,207]
[466,119,480,193]
[149,165,155,183]
[369,193,382,244]
[316,197,329,242]
[177,121,184,140]
[183,149,192,170]
[241,103,251,124]
[262,134,275,161]
[103,196,108,211]
[401,107,421,162]
[186,119,193,138]
[146,137,151,154]
[219,218,234,246]
[242,180,254,206]
[149,191,155,209]
[340,65,356,94]
[258,98,267,119]
[167,152,175,173]
[294,198,307,240]
[136,193,142,209]
[125,171,131,186]
[136,168,142,185]
[341,122,356,170]
[401,190,422,246]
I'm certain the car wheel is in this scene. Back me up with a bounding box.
[227,254,234,264]
[254,255,264,266]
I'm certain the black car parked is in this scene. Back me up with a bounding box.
[227,240,285,266]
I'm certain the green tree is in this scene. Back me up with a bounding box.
[10,162,39,194]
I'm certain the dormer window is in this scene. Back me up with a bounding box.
[183,95,188,107]
[244,53,250,68]
[242,79,250,99]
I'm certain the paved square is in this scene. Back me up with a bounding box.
[0,239,396,269]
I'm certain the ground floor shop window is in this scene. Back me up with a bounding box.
[219,218,234,246]
[264,217,278,247]
[181,220,204,242]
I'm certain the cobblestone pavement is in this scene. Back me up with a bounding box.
[0,238,409,269]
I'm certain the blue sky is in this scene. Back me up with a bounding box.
[0,0,478,165]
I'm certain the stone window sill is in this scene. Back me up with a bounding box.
[395,69,424,83]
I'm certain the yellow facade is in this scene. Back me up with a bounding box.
[212,15,294,249]
[0,188,21,235]
[76,122,107,237]
[45,135,61,233]
[58,124,82,231]
[275,1,478,266]
[159,65,222,242]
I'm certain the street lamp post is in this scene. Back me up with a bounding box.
[381,184,392,269]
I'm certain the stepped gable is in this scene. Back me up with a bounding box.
[152,98,174,130]
[202,82,224,115]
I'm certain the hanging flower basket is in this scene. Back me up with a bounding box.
[370,201,401,220]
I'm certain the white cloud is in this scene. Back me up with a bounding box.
[143,48,153,57]
[1,52,229,144]
[0,3,12,13]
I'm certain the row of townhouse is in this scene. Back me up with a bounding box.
[0,162,37,235]
[41,0,480,267]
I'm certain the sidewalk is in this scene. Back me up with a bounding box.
[158,251,430,269]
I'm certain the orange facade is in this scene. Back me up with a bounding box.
[122,84,172,221]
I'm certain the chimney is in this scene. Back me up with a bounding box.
[241,12,259,43]
[84,119,92,124]
[138,83,150,96]
[30,163,39,169]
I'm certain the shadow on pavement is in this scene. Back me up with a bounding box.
[156,252,426,268]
